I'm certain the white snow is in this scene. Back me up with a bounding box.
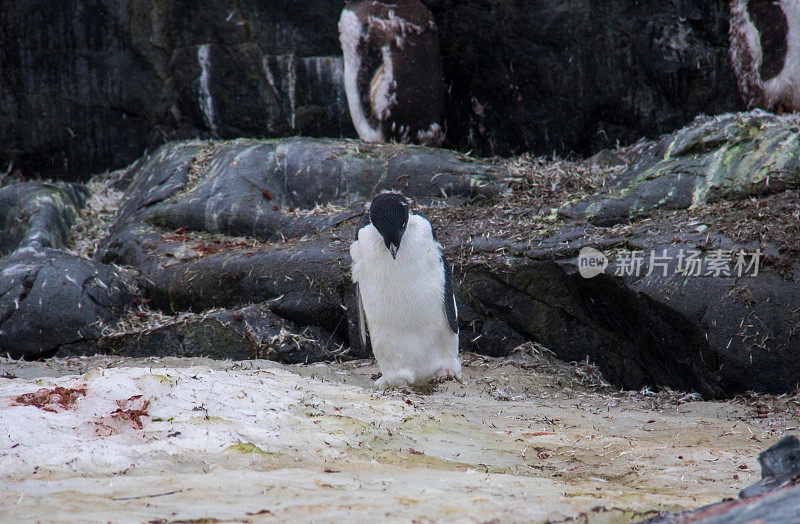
[0,366,408,479]
[0,356,789,522]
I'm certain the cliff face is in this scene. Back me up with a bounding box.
[0,0,741,181]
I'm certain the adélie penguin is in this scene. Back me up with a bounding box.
[350,191,461,389]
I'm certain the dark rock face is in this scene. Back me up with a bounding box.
[0,248,134,359]
[0,182,89,255]
[460,217,798,398]
[1,0,741,180]
[97,137,506,268]
[641,435,800,523]
[63,304,347,363]
[93,138,506,356]
[430,0,742,157]
[0,0,353,181]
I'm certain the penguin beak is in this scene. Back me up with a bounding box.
[389,243,399,260]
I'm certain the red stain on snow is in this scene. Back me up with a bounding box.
[13,387,86,412]
[111,395,151,430]
[93,395,151,435]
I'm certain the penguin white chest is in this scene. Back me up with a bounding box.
[351,215,460,388]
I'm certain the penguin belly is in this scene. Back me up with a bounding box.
[351,218,460,388]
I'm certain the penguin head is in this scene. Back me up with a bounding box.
[369,192,410,260]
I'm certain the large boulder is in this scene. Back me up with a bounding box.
[0,182,88,256]
[1,0,741,180]
[97,137,506,267]
[0,248,134,359]
[87,116,800,398]
[560,111,800,225]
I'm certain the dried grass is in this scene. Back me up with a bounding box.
[66,170,125,259]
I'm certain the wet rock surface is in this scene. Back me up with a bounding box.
[1,0,741,180]
[0,182,88,255]
[0,249,134,359]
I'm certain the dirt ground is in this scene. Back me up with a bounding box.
[1,350,798,523]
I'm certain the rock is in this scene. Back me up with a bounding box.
[0,248,135,359]
[640,435,800,523]
[739,435,800,499]
[0,1,353,181]
[91,138,504,364]
[455,208,799,398]
[430,0,742,157]
[559,112,800,226]
[448,112,800,397]
[0,182,88,256]
[97,137,506,267]
[60,304,347,364]
[85,115,800,396]
[1,0,741,180]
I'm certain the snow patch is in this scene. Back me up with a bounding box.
[0,366,409,479]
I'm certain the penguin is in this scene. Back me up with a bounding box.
[338,0,446,146]
[350,191,460,389]
[729,0,800,112]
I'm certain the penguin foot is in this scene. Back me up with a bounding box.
[376,378,416,395]
[429,368,460,385]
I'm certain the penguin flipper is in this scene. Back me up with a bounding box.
[428,218,459,335]
[441,252,459,335]
[355,282,368,347]
[353,212,372,348]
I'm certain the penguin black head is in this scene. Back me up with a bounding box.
[369,192,410,259]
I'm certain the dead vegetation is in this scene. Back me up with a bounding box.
[66,169,126,259]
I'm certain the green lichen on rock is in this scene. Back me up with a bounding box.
[560,111,800,225]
